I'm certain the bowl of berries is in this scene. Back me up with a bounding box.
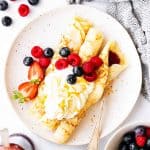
[105,122,150,150]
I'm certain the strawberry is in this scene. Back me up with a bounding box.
[13,82,38,103]
[18,82,38,99]
[136,136,147,147]
[28,61,44,82]
[55,59,68,70]
[18,4,30,17]
[146,127,150,137]
[82,61,94,74]
[67,53,81,66]
[84,72,97,82]
[31,46,43,58]
[39,57,51,68]
[90,56,103,69]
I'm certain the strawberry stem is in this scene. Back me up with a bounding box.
[30,79,40,84]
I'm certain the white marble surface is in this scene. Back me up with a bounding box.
[0,0,149,149]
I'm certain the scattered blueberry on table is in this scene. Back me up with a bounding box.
[0,0,8,11]
[2,16,12,26]
[28,0,39,6]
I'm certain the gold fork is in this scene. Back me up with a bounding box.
[87,100,105,150]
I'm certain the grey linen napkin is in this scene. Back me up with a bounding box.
[68,0,150,100]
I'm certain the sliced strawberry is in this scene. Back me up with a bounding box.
[28,61,44,82]
[18,82,38,100]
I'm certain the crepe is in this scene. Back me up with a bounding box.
[32,17,127,144]
[60,16,92,53]
[53,31,108,144]
[79,27,104,62]
[103,40,127,83]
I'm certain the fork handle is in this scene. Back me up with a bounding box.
[87,101,104,150]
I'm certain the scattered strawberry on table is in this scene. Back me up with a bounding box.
[118,125,150,150]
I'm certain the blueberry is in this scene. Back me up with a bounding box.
[135,126,146,137]
[129,143,139,150]
[23,56,33,66]
[2,16,12,26]
[59,47,70,57]
[28,0,39,5]
[118,142,129,150]
[122,132,135,145]
[67,74,76,84]
[0,0,8,11]
[44,48,54,58]
[73,66,83,77]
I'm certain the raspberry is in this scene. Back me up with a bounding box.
[90,56,103,69]
[67,53,81,67]
[136,136,147,147]
[82,61,94,74]
[146,127,150,137]
[39,57,51,68]
[18,4,30,17]
[55,59,68,70]
[84,72,97,82]
[31,46,43,58]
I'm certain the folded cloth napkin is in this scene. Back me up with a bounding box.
[67,0,150,100]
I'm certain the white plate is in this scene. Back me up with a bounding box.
[5,5,142,145]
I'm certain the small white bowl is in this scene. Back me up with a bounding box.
[105,121,150,150]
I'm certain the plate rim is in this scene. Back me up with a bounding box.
[4,5,142,146]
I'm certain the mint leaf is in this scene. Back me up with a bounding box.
[12,91,25,103]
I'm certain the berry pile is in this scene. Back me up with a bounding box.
[13,46,53,103]
[118,126,150,150]
[24,46,53,68]
[55,47,103,84]
[14,45,103,102]
[0,0,40,27]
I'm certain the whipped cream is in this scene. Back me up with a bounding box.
[41,67,94,120]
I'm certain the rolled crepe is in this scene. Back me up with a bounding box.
[79,27,104,62]
[60,16,92,53]
[33,17,127,144]
[53,35,108,144]
[104,41,127,82]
